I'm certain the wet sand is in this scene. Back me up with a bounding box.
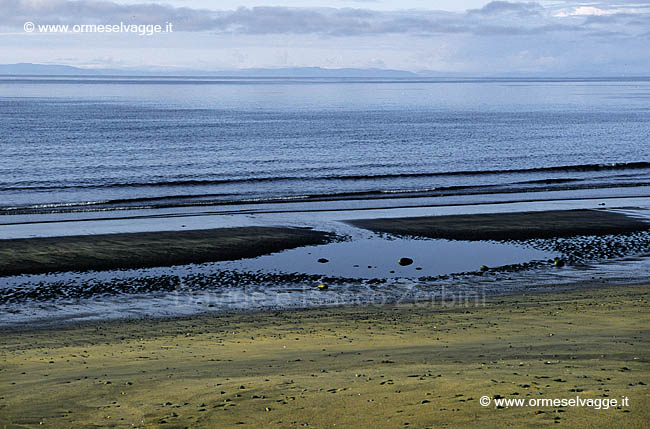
[1,284,648,428]
[3,209,649,278]
[347,209,650,240]
[0,227,333,276]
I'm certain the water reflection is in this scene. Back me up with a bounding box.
[222,237,553,278]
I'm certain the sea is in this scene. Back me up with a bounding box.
[1,76,650,216]
[1,76,650,326]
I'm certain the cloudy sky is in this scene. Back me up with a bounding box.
[1,0,649,74]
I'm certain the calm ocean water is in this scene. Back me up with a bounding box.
[1,76,650,215]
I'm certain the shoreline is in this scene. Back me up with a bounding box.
[2,208,649,277]
[1,282,648,427]
[3,191,650,234]
[2,207,650,322]
[1,276,646,333]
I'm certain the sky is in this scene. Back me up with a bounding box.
[1,0,649,74]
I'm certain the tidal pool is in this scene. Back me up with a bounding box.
[223,237,555,278]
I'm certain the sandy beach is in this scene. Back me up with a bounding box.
[1,283,648,428]
[1,208,649,427]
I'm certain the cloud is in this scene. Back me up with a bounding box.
[467,1,544,16]
[553,1,650,18]
[1,0,201,27]
[474,23,582,36]
[555,6,616,17]
[0,0,647,40]
[207,7,476,36]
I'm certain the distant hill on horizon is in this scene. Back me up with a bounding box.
[0,63,647,79]
[0,63,420,78]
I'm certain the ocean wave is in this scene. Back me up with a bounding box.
[3,180,650,216]
[2,161,650,192]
